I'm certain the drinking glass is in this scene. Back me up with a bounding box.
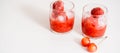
[81,3,108,38]
[49,0,75,33]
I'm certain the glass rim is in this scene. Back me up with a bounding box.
[83,3,108,15]
[50,0,75,11]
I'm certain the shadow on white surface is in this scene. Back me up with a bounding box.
[73,15,82,35]
[21,5,50,30]
[74,37,81,45]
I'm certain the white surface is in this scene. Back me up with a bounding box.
[0,0,120,53]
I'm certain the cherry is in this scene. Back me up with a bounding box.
[53,0,64,11]
[81,37,90,47]
[81,37,98,52]
[87,43,97,52]
[91,7,104,15]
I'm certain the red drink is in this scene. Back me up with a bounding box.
[82,16,106,37]
[50,13,74,33]
[50,0,74,33]
[81,4,108,37]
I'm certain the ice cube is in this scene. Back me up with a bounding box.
[66,11,74,19]
[57,15,66,22]
[98,16,107,27]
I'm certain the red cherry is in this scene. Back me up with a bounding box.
[87,43,97,52]
[91,7,104,15]
[81,37,90,47]
[53,0,64,11]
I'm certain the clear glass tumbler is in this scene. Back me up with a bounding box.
[81,3,108,38]
[49,0,75,33]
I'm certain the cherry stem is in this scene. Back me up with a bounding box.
[81,33,108,45]
[97,36,108,45]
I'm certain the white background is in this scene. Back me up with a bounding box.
[0,0,120,53]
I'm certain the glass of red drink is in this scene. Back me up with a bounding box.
[81,4,108,38]
[50,0,75,33]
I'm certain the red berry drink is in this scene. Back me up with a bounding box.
[50,0,74,33]
[82,4,108,37]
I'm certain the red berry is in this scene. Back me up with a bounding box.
[81,37,90,47]
[91,7,104,15]
[87,43,97,52]
[53,0,64,11]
